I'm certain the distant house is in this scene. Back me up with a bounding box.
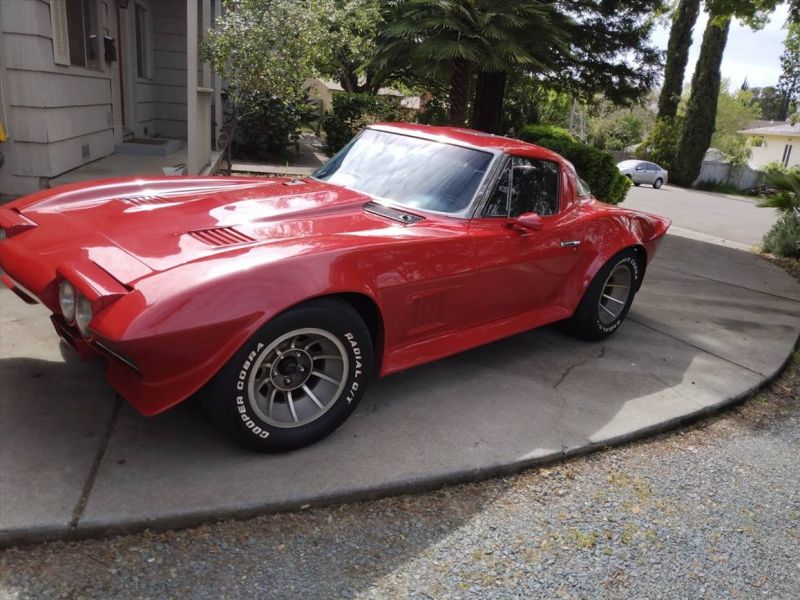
[739,122,800,169]
[0,0,222,196]
[304,78,422,115]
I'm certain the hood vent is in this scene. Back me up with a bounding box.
[120,195,171,207]
[188,227,255,247]
[364,201,425,224]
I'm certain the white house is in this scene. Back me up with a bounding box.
[0,0,222,196]
[739,122,800,169]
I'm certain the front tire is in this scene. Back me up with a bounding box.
[565,249,642,341]
[200,298,373,452]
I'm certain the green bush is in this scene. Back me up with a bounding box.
[232,93,315,160]
[519,124,575,145]
[321,93,406,155]
[635,117,682,171]
[519,128,631,205]
[762,212,800,258]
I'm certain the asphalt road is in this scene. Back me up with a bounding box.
[623,185,778,249]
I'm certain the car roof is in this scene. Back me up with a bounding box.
[368,122,564,162]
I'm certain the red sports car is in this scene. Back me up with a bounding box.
[0,124,669,451]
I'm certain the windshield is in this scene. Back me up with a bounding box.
[313,129,494,213]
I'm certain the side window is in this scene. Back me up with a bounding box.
[483,165,510,216]
[576,177,592,197]
[483,157,560,217]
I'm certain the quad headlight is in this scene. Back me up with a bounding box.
[75,294,93,338]
[58,280,76,323]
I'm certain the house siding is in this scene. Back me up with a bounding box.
[0,0,119,195]
[130,0,187,139]
[748,135,800,169]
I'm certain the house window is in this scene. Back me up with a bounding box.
[65,0,99,69]
[135,3,152,79]
[782,144,793,167]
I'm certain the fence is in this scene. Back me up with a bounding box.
[695,161,762,190]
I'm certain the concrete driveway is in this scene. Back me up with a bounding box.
[2,232,799,546]
[623,185,778,249]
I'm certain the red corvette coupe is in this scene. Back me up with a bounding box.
[0,124,669,451]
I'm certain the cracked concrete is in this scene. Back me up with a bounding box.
[1,234,799,546]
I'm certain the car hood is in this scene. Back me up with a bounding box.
[16,176,394,283]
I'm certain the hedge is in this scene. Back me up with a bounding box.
[519,126,631,205]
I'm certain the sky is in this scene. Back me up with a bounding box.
[649,3,791,89]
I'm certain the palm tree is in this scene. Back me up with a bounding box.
[373,0,566,126]
[759,170,800,257]
[760,171,800,215]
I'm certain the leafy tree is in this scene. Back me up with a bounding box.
[203,0,325,170]
[315,1,393,94]
[473,0,666,134]
[636,116,683,170]
[749,86,789,120]
[373,0,567,126]
[778,22,800,120]
[710,81,761,162]
[543,0,666,105]
[657,0,702,120]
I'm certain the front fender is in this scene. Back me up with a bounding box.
[93,242,381,415]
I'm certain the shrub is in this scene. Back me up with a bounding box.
[635,117,682,171]
[519,128,631,205]
[321,93,406,155]
[762,212,800,258]
[519,124,575,145]
[232,93,315,161]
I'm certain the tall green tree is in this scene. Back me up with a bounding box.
[657,0,702,120]
[373,0,567,126]
[778,22,800,120]
[671,0,780,186]
[472,0,665,133]
[315,1,394,94]
[671,15,732,186]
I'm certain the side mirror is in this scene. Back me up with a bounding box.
[635,166,643,171]
[510,212,543,231]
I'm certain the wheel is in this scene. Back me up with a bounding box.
[565,249,641,341]
[653,178,663,189]
[199,298,373,452]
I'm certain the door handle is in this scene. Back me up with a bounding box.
[560,240,581,248]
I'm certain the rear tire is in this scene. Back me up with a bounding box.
[565,249,641,341]
[653,178,663,189]
[199,298,373,452]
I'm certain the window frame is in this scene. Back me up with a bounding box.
[134,1,154,80]
[64,0,101,71]
[478,154,562,219]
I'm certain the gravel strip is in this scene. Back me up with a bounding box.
[1,258,798,600]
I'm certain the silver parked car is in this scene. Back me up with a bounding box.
[617,160,668,189]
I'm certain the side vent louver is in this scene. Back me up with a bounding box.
[120,195,171,206]
[364,201,425,224]
[188,227,255,247]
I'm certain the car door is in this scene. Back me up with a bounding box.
[468,155,592,322]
